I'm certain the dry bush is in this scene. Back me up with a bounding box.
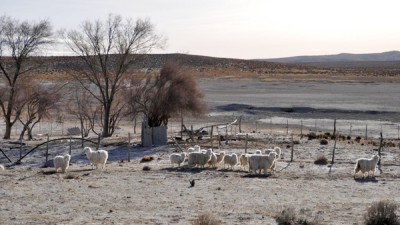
[142,166,151,171]
[276,207,297,225]
[140,156,154,163]
[364,200,399,225]
[276,207,318,225]
[307,132,317,140]
[314,155,328,165]
[192,213,220,225]
[320,139,328,145]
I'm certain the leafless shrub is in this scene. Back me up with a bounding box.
[142,166,151,171]
[314,155,328,165]
[319,139,328,145]
[364,200,399,225]
[192,213,220,225]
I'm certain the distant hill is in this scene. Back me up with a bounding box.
[260,51,400,64]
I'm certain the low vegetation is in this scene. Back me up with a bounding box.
[364,200,399,225]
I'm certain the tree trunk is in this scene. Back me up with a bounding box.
[3,119,12,139]
[102,105,111,137]
[19,125,29,140]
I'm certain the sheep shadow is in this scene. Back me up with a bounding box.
[241,173,273,179]
[218,168,248,174]
[161,167,209,174]
[39,168,93,176]
[353,177,379,183]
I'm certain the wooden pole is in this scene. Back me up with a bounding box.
[365,124,368,140]
[128,133,131,162]
[300,120,303,136]
[331,121,338,165]
[19,139,23,161]
[315,120,317,132]
[349,123,352,136]
[398,124,399,140]
[245,133,248,154]
[239,116,242,133]
[378,132,383,166]
[333,119,336,137]
[210,126,214,150]
[69,136,72,155]
[286,119,289,135]
[225,124,228,145]
[46,135,49,164]
[191,125,194,144]
[331,134,337,164]
[290,134,294,162]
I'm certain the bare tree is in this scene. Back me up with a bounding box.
[64,14,164,137]
[17,81,60,140]
[130,62,206,127]
[67,84,101,137]
[0,15,52,139]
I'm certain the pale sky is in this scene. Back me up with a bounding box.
[1,0,400,59]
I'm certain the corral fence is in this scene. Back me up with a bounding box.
[1,114,398,167]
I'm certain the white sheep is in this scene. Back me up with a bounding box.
[84,147,108,170]
[0,164,4,171]
[255,150,262,154]
[248,152,277,175]
[207,149,218,168]
[194,145,201,152]
[224,153,238,170]
[170,152,186,167]
[264,147,282,171]
[354,155,380,179]
[54,154,71,173]
[215,151,225,164]
[239,154,250,170]
[188,151,211,168]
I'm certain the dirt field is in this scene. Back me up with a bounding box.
[1,131,400,225]
[2,74,400,224]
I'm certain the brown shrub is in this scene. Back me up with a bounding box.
[314,155,328,165]
[364,200,399,225]
[192,213,220,225]
[140,155,154,163]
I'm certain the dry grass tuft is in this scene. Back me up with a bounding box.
[276,207,319,225]
[192,213,220,225]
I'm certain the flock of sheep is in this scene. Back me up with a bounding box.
[170,145,381,178]
[170,145,283,175]
[0,144,380,179]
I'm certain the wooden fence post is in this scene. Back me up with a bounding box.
[69,136,72,155]
[331,134,337,164]
[333,119,336,137]
[290,134,294,162]
[19,139,23,161]
[300,120,303,137]
[245,133,248,154]
[128,133,131,162]
[378,132,383,166]
[46,135,49,164]
[365,124,368,140]
[239,116,242,133]
[210,126,214,150]
[286,119,289,135]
